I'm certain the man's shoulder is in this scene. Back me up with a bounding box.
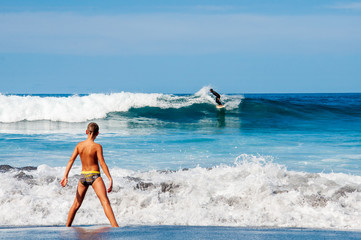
[94,142,103,149]
[76,140,101,148]
[76,141,85,147]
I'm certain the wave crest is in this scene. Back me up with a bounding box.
[0,87,242,123]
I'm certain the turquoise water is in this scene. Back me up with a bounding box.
[1,91,360,173]
[1,88,361,228]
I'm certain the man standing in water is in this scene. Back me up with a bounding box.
[61,122,119,227]
[210,89,223,106]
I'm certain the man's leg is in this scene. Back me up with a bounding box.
[66,182,88,227]
[216,98,222,105]
[92,177,119,227]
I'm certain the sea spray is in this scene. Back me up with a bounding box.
[1,155,361,229]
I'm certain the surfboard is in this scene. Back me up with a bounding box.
[216,105,225,109]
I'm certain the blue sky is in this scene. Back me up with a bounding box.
[0,0,361,94]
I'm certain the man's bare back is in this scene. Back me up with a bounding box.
[77,140,102,172]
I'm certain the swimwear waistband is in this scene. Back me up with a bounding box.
[81,170,100,174]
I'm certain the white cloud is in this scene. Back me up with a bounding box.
[328,2,361,10]
[0,12,360,55]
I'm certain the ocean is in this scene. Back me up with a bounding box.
[1,86,361,232]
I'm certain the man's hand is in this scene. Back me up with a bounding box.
[107,180,113,193]
[60,177,68,187]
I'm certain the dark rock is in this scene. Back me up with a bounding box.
[161,183,179,193]
[157,170,176,174]
[0,165,37,173]
[125,176,142,182]
[136,182,154,191]
[15,171,34,180]
[20,166,37,171]
[0,165,15,172]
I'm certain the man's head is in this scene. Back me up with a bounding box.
[87,122,99,138]
[210,89,214,93]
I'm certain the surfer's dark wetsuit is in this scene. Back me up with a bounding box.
[210,89,222,105]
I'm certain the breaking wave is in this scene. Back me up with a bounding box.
[2,88,361,127]
[1,155,361,229]
[0,87,242,123]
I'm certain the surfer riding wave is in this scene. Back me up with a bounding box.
[210,89,223,107]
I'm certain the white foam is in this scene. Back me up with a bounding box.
[1,155,361,229]
[0,87,243,123]
[0,92,161,123]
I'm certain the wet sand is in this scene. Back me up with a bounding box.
[1,225,361,240]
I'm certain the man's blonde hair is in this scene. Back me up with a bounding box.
[87,122,99,136]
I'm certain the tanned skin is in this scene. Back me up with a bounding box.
[61,123,119,227]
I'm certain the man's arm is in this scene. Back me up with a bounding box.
[97,144,113,193]
[60,145,79,187]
